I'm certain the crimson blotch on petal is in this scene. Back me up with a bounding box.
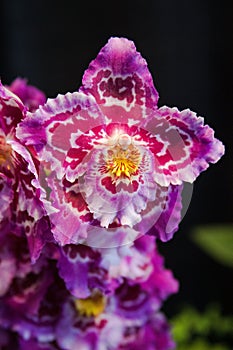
[17,37,224,247]
[0,80,51,261]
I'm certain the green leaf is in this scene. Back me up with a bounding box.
[171,305,233,349]
[191,224,233,268]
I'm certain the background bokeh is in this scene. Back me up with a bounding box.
[1,0,232,317]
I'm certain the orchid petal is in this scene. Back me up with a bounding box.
[0,81,25,135]
[80,37,159,125]
[58,244,109,299]
[143,106,225,186]
[17,92,105,179]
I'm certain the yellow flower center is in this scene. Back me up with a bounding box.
[74,290,106,317]
[105,134,141,180]
[0,137,13,171]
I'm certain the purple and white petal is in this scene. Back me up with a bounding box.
[100,237,154,283]
[17,92,105,179]
[58,244,109,299]
[80,37,159,125]
[137,184,183,242]
[143,106,225,186]
[81,146,156,228]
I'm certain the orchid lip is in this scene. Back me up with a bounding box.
[103,142,142,182]
[35,116,191,247]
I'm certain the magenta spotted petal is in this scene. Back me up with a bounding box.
[81,37,224,184]
[55,298,168,350]
[56,300,123,350]
[55,239,178,350]
[141,249,179,302]
[0,236,57,342]
[0,81,49,261]
[57,235,162,300]
[17,37,224,247]
[142,106,224,186]
[57,244,110,299]
[106,237,178,318]
[0,81,25,134]
[141,184,183,242]
[17,92,104,179]
[16,94,183,246]
[80,37,159,124]
[101,235,155,283]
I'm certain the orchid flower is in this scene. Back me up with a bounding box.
[0,233,177,350]
[17,37,224,249]
[0,38,225,350]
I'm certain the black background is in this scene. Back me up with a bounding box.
[1,0,232,315]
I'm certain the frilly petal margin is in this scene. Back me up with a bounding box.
[57,235,157,300]
[134,184,183,242]
[16,92,105,179]
[152,184,183,242]
[143,106,225,186]
[99,236,154,283]
[80,37,159,124]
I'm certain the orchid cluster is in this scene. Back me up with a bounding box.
[0,37,224,349]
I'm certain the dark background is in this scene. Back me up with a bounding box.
[1,0,232,315]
